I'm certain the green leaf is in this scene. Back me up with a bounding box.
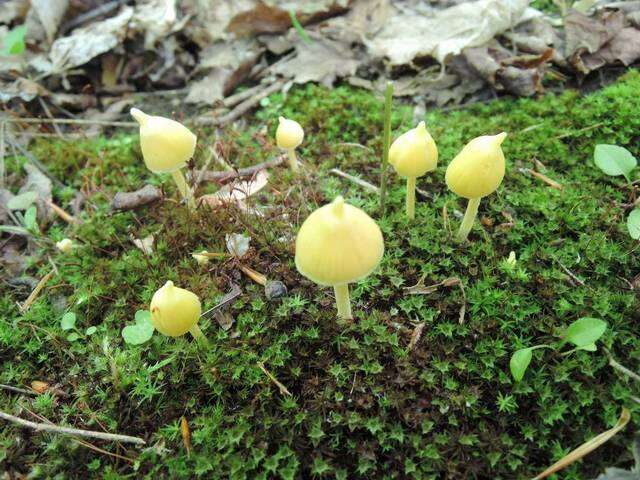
[0,225,31,236]
[594,144,637,181]
[1,25,27,56]
[23,206,38,232]
[510,347,533,382]
[61,312,76,331]
[577,342,597,352]
[85,326,97,335]
[67,332,81,342]
[628,208,640,240]
[7,191,37,210]
[122,310,154,345]
[563,317,607,348]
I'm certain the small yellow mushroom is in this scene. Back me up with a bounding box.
[191,250,210,266]
[445,132,507,242]
[276,116,304,173]
[389,121,438,219]
[295,196,384,320]
[55,238,74,253]
[130,108,197,210]
[150,281,204,340]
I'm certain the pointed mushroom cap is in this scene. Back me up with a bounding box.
[276,116,304,150]
[130,108,197,174]
[389,121,438,178]
[295,196,384,286]
[445,132,507,199]
[150,281,201,337]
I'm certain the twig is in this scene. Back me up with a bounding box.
[520,168,563,190]
[194,145,216,188]
[196,156,284,183]
[200,284,242,319]
[330,168,379,193]
[407,323,425,351]
[0,121,6,187]
[19,271,54,313]
[38,97,64,138]
[197,79,286,126]
[335,142,373,152]
[46,200,79,224]
[4,117,136,128]
[553,258,586,287]
[257,362,292,396]
[0,384,37,396]
[0,410,146,445]
[554,122,604,140]
[606,349,640,383]
[380,82,393,214]
[59,0,124,34]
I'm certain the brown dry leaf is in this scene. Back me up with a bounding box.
[133,0,178,49]
[180,416,191,456]
[20,164,52,221]
[565,9,625,57]
[273,36,360,87]
[199,170,268,207]
[130,234,154,256]
[0,78,49,103]
[214,311,235,331]
[31,380,50,394]
[0,0,30,24]
[407,323,425,351]
[581,27,640,72]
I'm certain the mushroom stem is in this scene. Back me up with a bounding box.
[188,324,207,342]
[334,284,353,320]
[170,169,196,211]
[287,148,299,173]
[406,177,416,220]
[457,197,481,242]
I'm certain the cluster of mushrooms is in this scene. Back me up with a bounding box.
[128,108,507,339]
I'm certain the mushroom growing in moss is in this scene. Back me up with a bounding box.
[150,281,204,340]
[295,196,384,320]
[389,121,438,219]
[445,132,507,242]
[130,108,197,210]
[276,116,304,173]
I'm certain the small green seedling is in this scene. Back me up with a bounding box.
[60,312,95,341]
[0,191,39,236]
[1,24,27,56]
[122,310,155,345]
[594,144,637,183]
[510,317,607,382]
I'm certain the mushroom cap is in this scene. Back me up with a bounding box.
[445,132,507,199]
[276,116,304,150]
[389,121,438,178]
[130,108,197,174]
[295,196,384,286]
[150,281,201,337]
[56,238,74,253]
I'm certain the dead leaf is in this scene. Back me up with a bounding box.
[19,164,52,221]
[407,323,425,351]
[199,170,268,207]
[46,6,134,74]
[133,0,178,49]
[0,0,30,24]
[0,78,48,103]
[180,416,191,456]
[30,0,69,44]
[565,9,625,57]
[131,234,154,255]
[226,233,250,258]
[31,380,49,394]
[214,311,235,331]
[273,36,360,87]
[581,27,640,72]
[367,0,530,65]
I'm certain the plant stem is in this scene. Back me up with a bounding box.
[171,169,196,211]
[287,148,298,173]
[380,82,393,215]
[333,284,353,320]
[188,324,207,343]
[406,177,416,219]
[457,197,481,242]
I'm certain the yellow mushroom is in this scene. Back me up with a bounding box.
[150,281,204,340]
[445,132,507,242]
[276,116,304,173]
[55,238,74,253]
[389,121,438,219]
[130,108,197,210]
[295,196,384,320]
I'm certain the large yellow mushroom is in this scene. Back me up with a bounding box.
[130,108,197,210]
[295,196,384,320]
[276,116,304,173]
[445,132,507,242]
[388,121,438,219]
[150,281,204,340]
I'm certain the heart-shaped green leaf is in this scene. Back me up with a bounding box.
[510,347,533,382]
[594,144,637,181]
[563,317,607,348]
[628,208,640,240]
[61,312,76,331]
[122,310,154,345]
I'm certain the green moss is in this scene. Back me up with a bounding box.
[3,71,640,479]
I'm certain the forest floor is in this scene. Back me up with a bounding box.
[2,70,640,479]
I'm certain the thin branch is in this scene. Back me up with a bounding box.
[0,384,37,396]
[4,117,136,128]
[19,271,54,313]
[0,411,146,445]
[257,362,292,396]
[196,156,284,183]
[330,168,379,193]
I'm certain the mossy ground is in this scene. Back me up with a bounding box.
[2,70,640,479]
